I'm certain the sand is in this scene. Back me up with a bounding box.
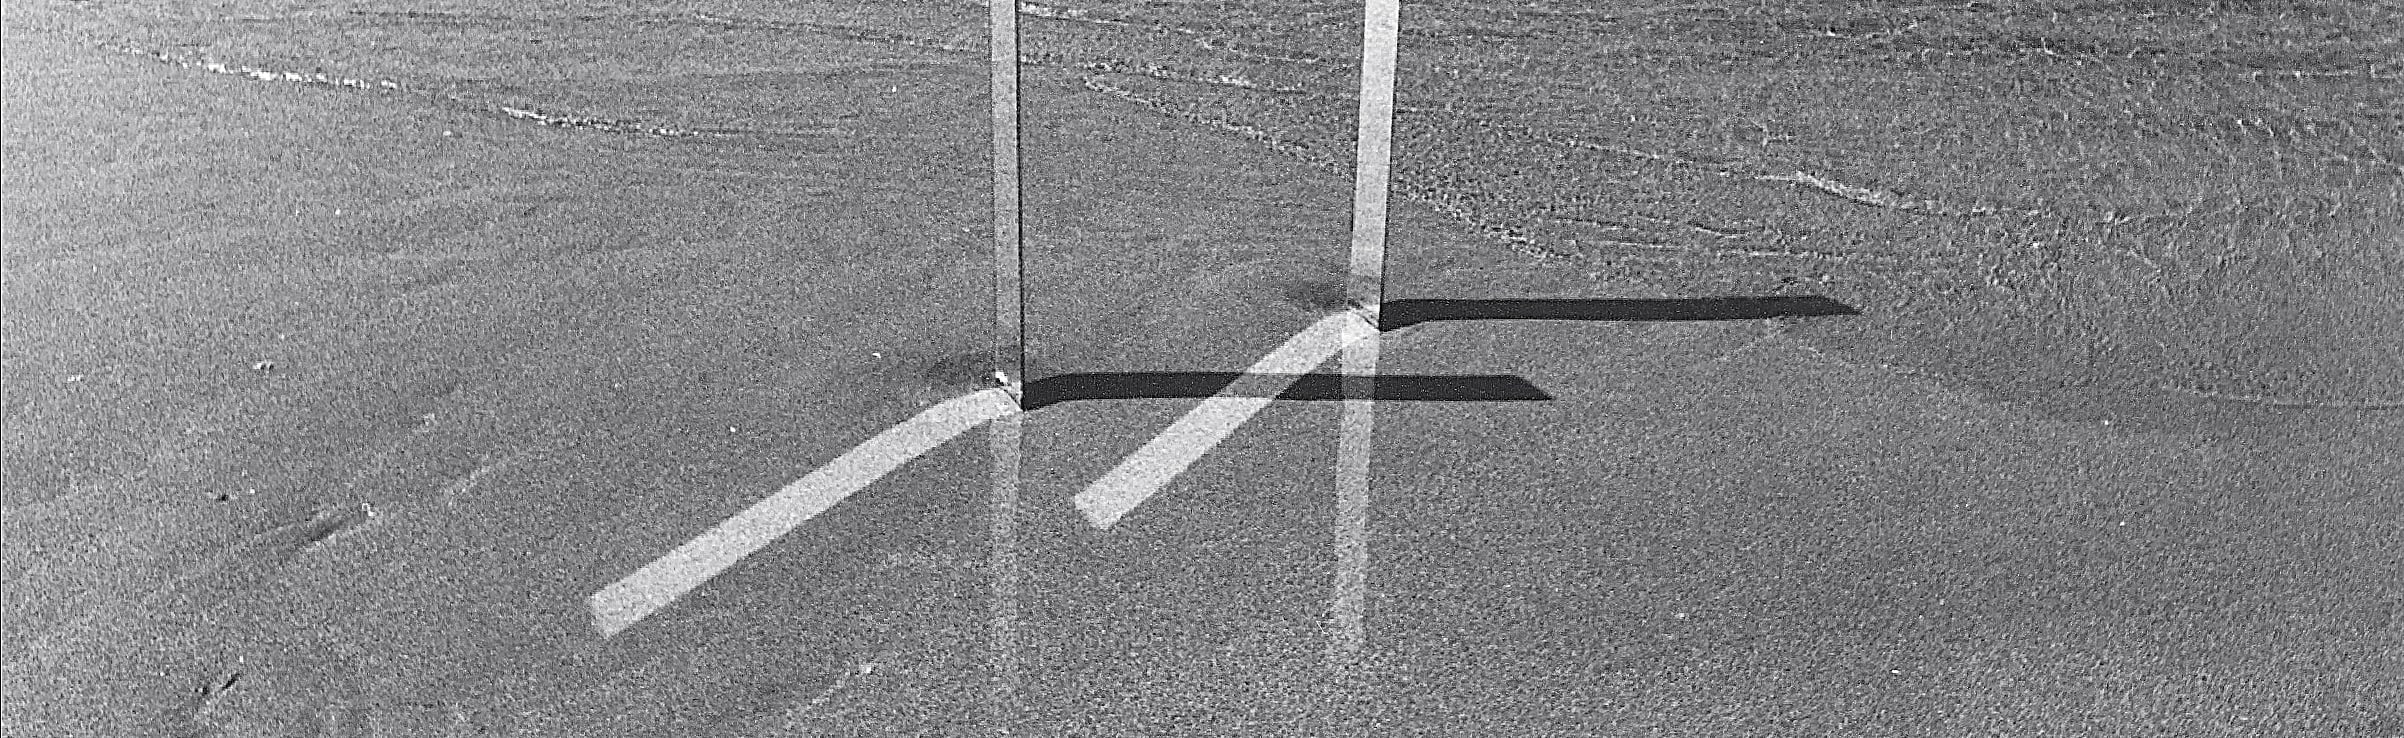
[3,1,2398,736]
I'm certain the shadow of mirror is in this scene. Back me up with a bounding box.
[1377,296,1859,331]
[1021,372,1549,411]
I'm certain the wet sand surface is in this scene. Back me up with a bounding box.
[4,1,2400,736]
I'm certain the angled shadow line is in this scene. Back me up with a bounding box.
[1021,372,1549,412]
[1376,296,1860,331]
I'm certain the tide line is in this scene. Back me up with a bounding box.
[589,387,1022,638]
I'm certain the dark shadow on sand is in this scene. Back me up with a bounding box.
[1017,296,1857,410]
[1021,373,1549,411]
[1376,296,1859,331]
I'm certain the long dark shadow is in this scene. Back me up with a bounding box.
[1015,296,1857,410]
[1021,372,1550,411]
[1377,296,1859,331]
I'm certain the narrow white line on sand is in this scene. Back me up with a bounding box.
[986,411,1024,730]
[1329,316,1379,664]
[1331,0,1400,672]
[992,0,1025,388]
[1072,308,1376,530]
[991,1,1026,732]
[589,388,1022,638]
[1347,2,1398,314]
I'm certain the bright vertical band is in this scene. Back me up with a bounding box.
[986,411,1023,733]
[993,0,1025,389]
[1331,0,1400,673]
[1348,0,1399,315]
[990,1,1025,734]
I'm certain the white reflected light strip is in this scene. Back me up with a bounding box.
[590,387,1022,638]
[1071,308,1378,530]
[991,0,1027,728]
[1331,0,1401,670]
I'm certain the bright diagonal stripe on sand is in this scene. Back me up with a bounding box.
[1072,309,1378,530]
[590,388,1021,637]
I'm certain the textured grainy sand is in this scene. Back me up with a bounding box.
[4,1,2399,736]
